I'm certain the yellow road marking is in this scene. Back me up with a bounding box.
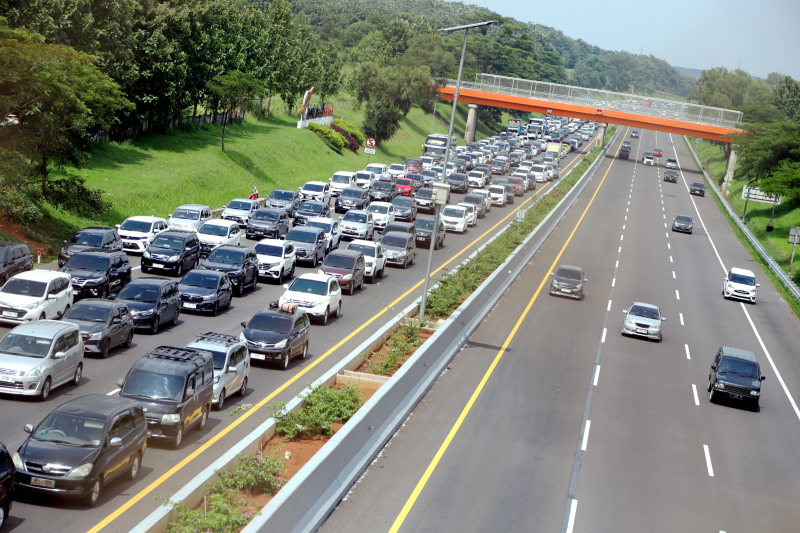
[387,129,627,532]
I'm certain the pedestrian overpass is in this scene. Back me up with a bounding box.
[437,73,744,142]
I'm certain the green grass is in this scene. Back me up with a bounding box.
[687,137,728,183]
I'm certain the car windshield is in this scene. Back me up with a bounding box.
[509,178,524,185]
[463,196,480,205]
[120,219,153,233]
[286,229,317,243]
[373,182,391,191]
[255,243,284,257]
[718,358,759,378]
[332,174,352,184]
[343,212,367,224]
[730,273,756,286]
[341,189,364,199]
[172,209,200,220]
[676,216,692,223]
[629,305,660,319]
[0,333,52,358]
[347,244,374,258]
[1,278,47,297]
[118,283,159,302]
[421,157,433,165]
[396,179,412,186]
[122,369,185,401]
[252,210,280,222]
[556,267,582,280]
[368,204,389,214]
[198,224,229,237]
[64,304,111,323]
[306,220,332,233]
[489,187,504,194]
[644,152,653,157]
[247,313,293,334]
[693,183,705,189]
[448,175,465,182]
[180,272,219,289]
[468,172,484,178]
[151,236,185,250]
[443,208,465,218]
[299,203,324,214]
[366,165,384,174]
[394,197,412,207]
[390,164,405,171]
[405,159,420,166]
[382,235,408,248]
[303,183,324,192]
[68,232,104,247]
[288,278,327,295]
[227,201,251,210]
[324,254,355,269]
[356,172,373,182]
[416,189,433,198]
[271,190,295,200]
[33,413,106,447]
[668,159,676,163]
[416,219,435,230]
[421,171,436,178]
[207,249,244,264]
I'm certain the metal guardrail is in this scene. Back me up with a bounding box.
[684,136,800,301]
[436,73,744,130]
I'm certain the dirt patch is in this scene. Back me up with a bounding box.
[0,219,51,256]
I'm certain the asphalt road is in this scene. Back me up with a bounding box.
[0,133,599,533]
[318,128,800,533]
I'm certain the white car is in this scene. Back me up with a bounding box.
[117,216,168,253]
[222,198,261,226]
[168,204,213,231]
[387,164,407,180]
[457,203,478,226]
[255,239,296,282]
[420,156,435,170]
[330,171,357,197]
[0,270,73,324]
[545,163,558,180]
[355,171,377,189]
[279,273,342,325]
[365,163,388,178]
[487,185,507,207]
[580,131,590,141]
[723,267,760,303]
[467,170,488,188]
[197,219,242,256]
[519,161,534,172]
[441,205,469,233]
[305,217,342,252]
[347,240,387,281]
[530,164,547,183]
[299,181,331,204]
[367,202,395,230]
[471,189,493,212]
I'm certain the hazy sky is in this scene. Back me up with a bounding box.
[460,0,800,79]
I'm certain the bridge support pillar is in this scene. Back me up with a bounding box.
[465,104,479,144]
[723,148,737,191]
[598,123,607,147]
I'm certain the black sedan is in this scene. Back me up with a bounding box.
[62,299,135,358]
[690,182,706,196]
[0,441,15,526]
[392,196,417,222]
[672,215,694,234]
[197,245,259,296]
[240,303,311,369]
[370,181,398,202]
[112,276,181,334]
[664,170,678,183]
[179,270,233,315]
[293,201,330,226]
[414,218,445,249]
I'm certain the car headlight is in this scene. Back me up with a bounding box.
[727,284,733,291]
[274,339,288,349]
[624,319,635,327]
[143,250,151,259]
[314,300,326,307]
[750,288,757,293]
[12,452,23,470]
[138,308,154,317]
[166,255,180,262]
[202,294,215,301]
[89,331,104,340]
[750,390,759,396]
[343,274,353,280]
[161,414,181,424]
[23,301,39,310]
[214,375,220,384]
[67,462,94,478]
[27,364,45,377]
[229,269,243,277]
[715,382,725,389]
[398,250,408,257]
[239,332,246,341]
[366,261,373,266]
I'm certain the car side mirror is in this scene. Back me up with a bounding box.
[185,388,195,397]
[282,283,290,289]
[115,224,121,229]
[240,321,248,329]
[109,437,123,448]
[761,376,766,381]
[47,294,57,300]
[550,272,554,276]
[661,317,666,321]
[112,317,121,324]
[227,366,237,373]
[117,378,124,388]
[756,284,760,287]
[24,423,33,434]
[622,310,627,313]
[584,278,588,282]
[54,351,66,359]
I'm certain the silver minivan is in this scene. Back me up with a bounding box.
[0,320,84,400]
[185,332,250,410]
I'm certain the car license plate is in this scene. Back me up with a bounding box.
[636,328,648,334]
[416,236,425,241]
[562,289,572,293]
[31,477,55,488]
[251,353,265,360]
[183,303,197,309]
[151,263,164,268]
[2,311,16,317]
[446,225,455,230]
[731,394,742,400]
[0,375,14,382]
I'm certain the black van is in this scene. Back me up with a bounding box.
[708,346,766,410]
[118,346,213,448]
[0,242,33,286]
[0,441,15,524]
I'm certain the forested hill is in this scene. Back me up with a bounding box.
[290,0,696,97]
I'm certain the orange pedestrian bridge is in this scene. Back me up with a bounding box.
[437,73,744,142]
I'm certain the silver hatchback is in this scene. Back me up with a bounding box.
[0,320,84,400]
[621,302,665,341]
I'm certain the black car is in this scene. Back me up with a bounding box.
[672,215,694,234]
[118,346,213,448]
[0,442,15,526]
[549,264,587,300]
[62,299,135,358]
[245,208,291,240]
[690,182,706,196]
[335,187,371,213]
[179,269,233,315]
[294,201,330,226]
[370,181,398,202]
[664,170,679,183]
[284,227,326,266]
[113,276,180,334]
[618,147,630,160]
[447,173,469,194]
[60,249,132,300]
[708,346,765,410]
[461,193,488,218]
[268,189,302,217]
[198,245,258,296]
[414,188,436,213]
[58,226,122,268]
[414,217,446,249]
[381,231,416,269]
[392,196,417,222]
[240,303,311,369]
[0,242,33,286]
[141,229,200,277]
[14,395,147,506]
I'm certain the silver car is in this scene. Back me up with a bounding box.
[621,302,665,341]
[0,320,84,400]
[186,332,249,410]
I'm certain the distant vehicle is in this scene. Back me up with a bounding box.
[197,219,242,256]
[62,299,135,358]
[298,181,331,204]
[642,152,655,166]
[339,210,375,241]
[321,249,366,295]
[255,239,296,283]
[690,182,706,196]
[335,187,371,213]
[284,227,327,266]
[723,267,759,303]
[178,270,233,315]
[653,148,663,157]
[59,226,122,268]
[380,232,417,269]
[168,205,212,232]
[631,131,640,138]
[368,202,395,230]
[142,229,200,277]
[305,217,342,253]
[330,172,357,197]
[665,158,678,169]
[618,146,630,160]
[0,441,15,523]
[246,208,290,240]
[268,189,302,217]
[404,157,422,174]
[60,249,132,301]
[549,264,587,300]
[441,205,469,234]
[621,302,665,341]
[115,276,180,334]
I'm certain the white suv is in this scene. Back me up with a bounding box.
[169,204,213,231]
[347,240,387,281]
[368,202,395,230]
[441,205,469,234]
[222,198,260,226]
[299,181,331,204]
[355,171,377,189]
[723,267,760,303]
[185,333,249,410]
[197,219,242,256]
[117,216,168,253]
[0,270,73,324]
[330,171,357,197]
[255,239,296,282]
[279,273,342,325]
[305,217,342,253]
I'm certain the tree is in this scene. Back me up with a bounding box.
[315,43,342,106]
[279,14,321,114]
[206,70,264,151]
[770,76,800,123]
[573,54,606,89]
[731,121,800,199]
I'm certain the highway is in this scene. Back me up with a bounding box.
[318,128,800,533]
[0,135,598,532]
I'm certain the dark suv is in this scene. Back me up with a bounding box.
[0,441,15,524]
[241,302,311,369]
[321,249,366,295]
[118,346,214,448]
[447,173,469,194]
[708,346,765,410]
[293,201,330,226]
[414,217,445,249]
[141,229,200,276]
[0,242,33,285]
[59,226,122,268]
[113,276,180,334]
[60,249,132,300]
[285,227,326,266]
[246,208,290,240]
[197,245,259,296]
[334,187,371,213]
[62,299,135,358]
[370,181,398,202]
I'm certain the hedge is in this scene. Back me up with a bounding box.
[309,123,347,154]
[331,125,359,153]
[333,119,366,146]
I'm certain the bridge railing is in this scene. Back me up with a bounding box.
[436,73,744,130]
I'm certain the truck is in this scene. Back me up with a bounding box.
[421,133,456,164]
[546,143,562,163]
[507,118,523,136]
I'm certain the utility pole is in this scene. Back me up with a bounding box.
[430,94,439,133]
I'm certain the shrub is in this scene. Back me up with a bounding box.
[271,384,363,441]
[331,125,359,153]
[208,452,285,496]
[308,123,347,154]
[333,119,365,145]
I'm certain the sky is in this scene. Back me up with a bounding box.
[461,0,800,79]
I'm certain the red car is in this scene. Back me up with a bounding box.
[404,157,422,174]
[653,148,663,157]
[395,177,416,196]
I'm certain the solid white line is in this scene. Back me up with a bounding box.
[672,271,676,279]
[566,499,578,533]
[107,388,120,395]
[703,445,714,477]
[692,384,700,406]
[594,365,601,386]
[581,421,591,451]
[685,344,691,359]
[607,299,612,311]
[680,313,684,325]
[612,278,616,287]
[601,328,606,343]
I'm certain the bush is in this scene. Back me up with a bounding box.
[333,119,366,145]
[308,123,347,154]
[271,384,363,441]
[331,125,359,153]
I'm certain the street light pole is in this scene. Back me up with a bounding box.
[418,20,497,324]
[430,94,439,133]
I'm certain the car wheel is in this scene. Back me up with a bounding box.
[127,453,141,481]
[334,299,341,317]
[359,277,364,291]
[40,377,51,401]
[403,257,408,269]
[141,265,149,274]
[300,342,309,360]
[84,478,102,507]
[212,301,219,316]
[100,339,110,358]
[347,283,354,296]
[176,263,183,277]
[172,427,183,449]
[239,376,247,396]
[123,329,134,348]
[321,306,329,325]
[278,268,284,283]
[197,406,208,431]
[100,285,109,299]
[289,264,295,279]
[172,306,180,326]
[151,315,160,335]
[251,273,258,291]
[378,266,384,279]
[0,501,7,528]
[707,379,713,392]
[280,350,290,370]
[709,389,716,403]
[217,389,225,410]
[658,334,663,343]
[71,363,83,386]
[0,276,5,287]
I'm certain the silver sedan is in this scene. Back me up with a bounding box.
[621,302,665,342]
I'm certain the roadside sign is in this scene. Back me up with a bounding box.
[364,147,376,155]
[366,138,376,148]
[596,138,601,146]
[789,227,800,245]
[516,210,525,222]
[742,186,781,205]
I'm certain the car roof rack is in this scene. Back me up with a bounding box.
[147,346,208,365]
[194,332,241,345]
